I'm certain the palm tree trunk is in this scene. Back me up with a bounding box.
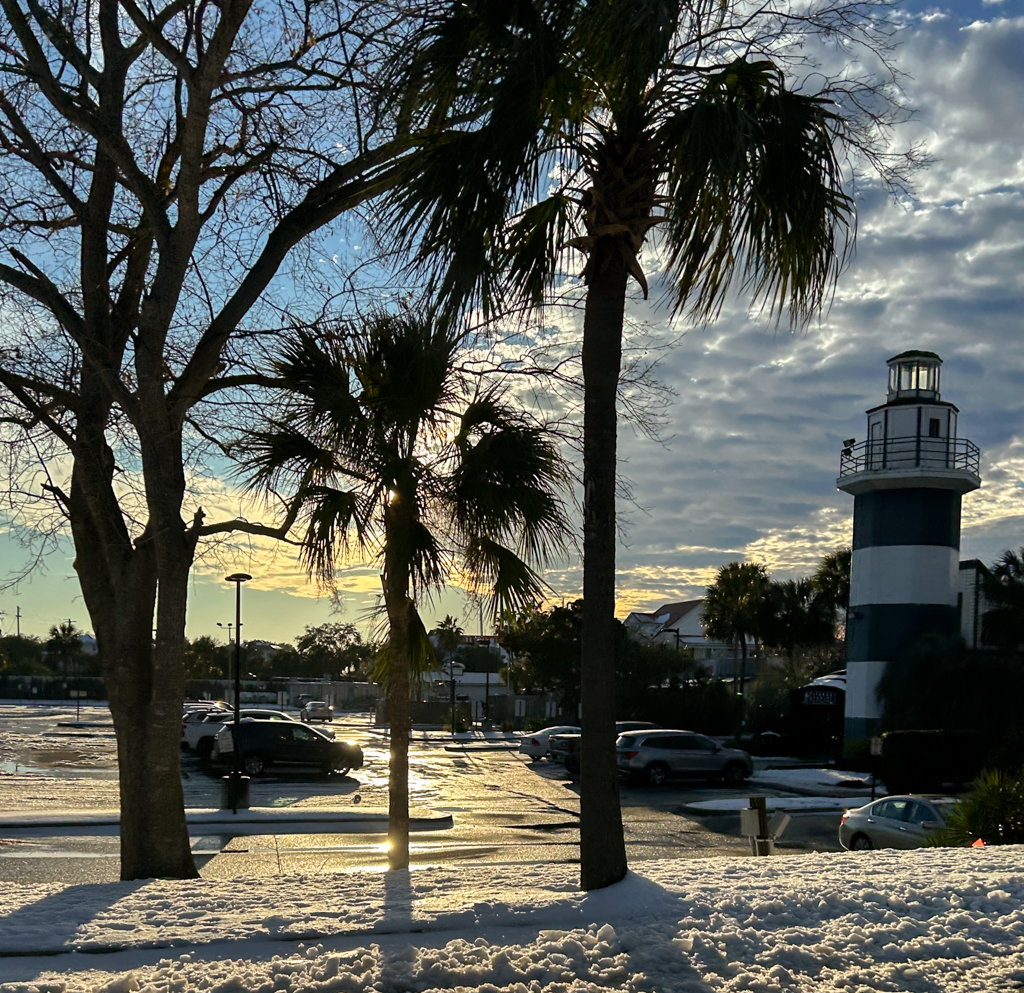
[382,501,413,871]
[579,238,628,891]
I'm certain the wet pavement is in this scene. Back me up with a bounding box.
[0,703,851,883]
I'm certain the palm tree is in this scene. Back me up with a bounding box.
[761,578,836,661]
[813,549,852,641]
[703,562,772,703]
[982,549,1024,650]
[386,0,891,890]
[242,310,568,869]
[433,615,464,663]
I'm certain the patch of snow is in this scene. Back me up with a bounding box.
[1,848,1023,992]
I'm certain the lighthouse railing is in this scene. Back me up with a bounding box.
[839,436,980,478]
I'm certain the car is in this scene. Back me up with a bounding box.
[548,722,662,766]
[548,732,581,765]
[215,718,363,777]
[519,725,581,761]
[182,708,301,757]
[616,729,752,786]
[301,700,334,723]
[839,795,957,851]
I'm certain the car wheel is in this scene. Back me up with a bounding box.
[850,833,873,851]
[722,761,747,785]
[196,737,214,759]
[529,755,541,763]
[243,753,266,776]
[645,762,669,787]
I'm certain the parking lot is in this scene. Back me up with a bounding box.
[0,703,855,883]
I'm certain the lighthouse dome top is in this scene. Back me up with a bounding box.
[887,350,942,402]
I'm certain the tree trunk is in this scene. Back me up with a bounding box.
[73,510,198,880]
[579,238,629,892]
[68,373,199,880]
[382,497,413,871]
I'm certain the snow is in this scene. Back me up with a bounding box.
[683,796,858,813]
[749,768,875,792]
[2,848,1023,991]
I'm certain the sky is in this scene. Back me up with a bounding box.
[1,0,1023,646]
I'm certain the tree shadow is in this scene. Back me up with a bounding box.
[0,879,147,956]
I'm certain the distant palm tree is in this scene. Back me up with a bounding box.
[242,310,569,868]
[813,549,852,640]
[433,615,464,663]
[389,0,871,890]
[46,621,83,676]
[761,578,836,660]
[982,549,1024,650]
[703,563,771,702]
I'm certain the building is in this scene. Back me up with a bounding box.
[837,350,981,740]
[623,600,739,677]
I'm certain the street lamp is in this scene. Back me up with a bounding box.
[222,572,252,812]
[445,659,465,737]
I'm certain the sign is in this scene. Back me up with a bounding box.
[803,688,838,707]
[69,690,87,698]
[870,736,883,757]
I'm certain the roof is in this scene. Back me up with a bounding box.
[651,600,703,627]
[888,349,942,363]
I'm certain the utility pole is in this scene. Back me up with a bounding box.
[16,605,21,638]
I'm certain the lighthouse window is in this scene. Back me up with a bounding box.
[929,418,941,438]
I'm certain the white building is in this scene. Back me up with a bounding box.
[623,600,738,677]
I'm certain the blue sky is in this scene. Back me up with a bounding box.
[2,0,1023,645]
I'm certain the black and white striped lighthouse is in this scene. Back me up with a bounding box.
[837,351,981,740]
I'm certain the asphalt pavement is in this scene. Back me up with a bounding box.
[0,704,858,883]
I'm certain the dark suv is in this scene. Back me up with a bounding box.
[215,718,363,777]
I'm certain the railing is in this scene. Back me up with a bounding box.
[839,435,980,478]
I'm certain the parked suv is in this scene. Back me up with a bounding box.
[616,729,751,786]
[215,718,362,776]
[182,708,299,757]
[301,700,334,723]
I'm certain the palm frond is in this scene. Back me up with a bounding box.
[238,423,344,493]
[370,605,439,685]
[463,535,548,620]
[451,397,570,565]
[299,485,365,584]
[385,0,589,317]
[661,58,853,325]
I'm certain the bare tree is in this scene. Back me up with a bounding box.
[0,0,422,879]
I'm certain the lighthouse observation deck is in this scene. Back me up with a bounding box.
[838,435,981,495]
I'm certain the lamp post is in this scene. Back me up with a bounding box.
[445,660,464,737]
[222,572,252,811]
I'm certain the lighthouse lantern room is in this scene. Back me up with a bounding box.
[838,351,981,741]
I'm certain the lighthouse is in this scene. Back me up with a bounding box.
[837,351,981,740]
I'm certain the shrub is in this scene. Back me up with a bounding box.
[930,769,1024,846]
[881,729,987,794]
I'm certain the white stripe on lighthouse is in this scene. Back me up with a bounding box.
[846,660,888,721]
[850,545,958,607]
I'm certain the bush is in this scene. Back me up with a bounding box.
[882,729,987,794]
[930,769,1024,846]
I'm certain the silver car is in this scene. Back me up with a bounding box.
[616,729,752,786]
[519,726,580,761]
[839,795,956,851]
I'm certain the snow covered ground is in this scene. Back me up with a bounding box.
[1,846,1022,992]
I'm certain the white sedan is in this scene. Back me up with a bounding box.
[519,725,581,761]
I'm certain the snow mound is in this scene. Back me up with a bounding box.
[1,848,1022,992]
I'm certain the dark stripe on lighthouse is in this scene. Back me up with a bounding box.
[847,602,960,661]
[852,489,961,550]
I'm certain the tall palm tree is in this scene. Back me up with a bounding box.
[242,311,568,869]
[703,562,772,700]
[387,0,894,889]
